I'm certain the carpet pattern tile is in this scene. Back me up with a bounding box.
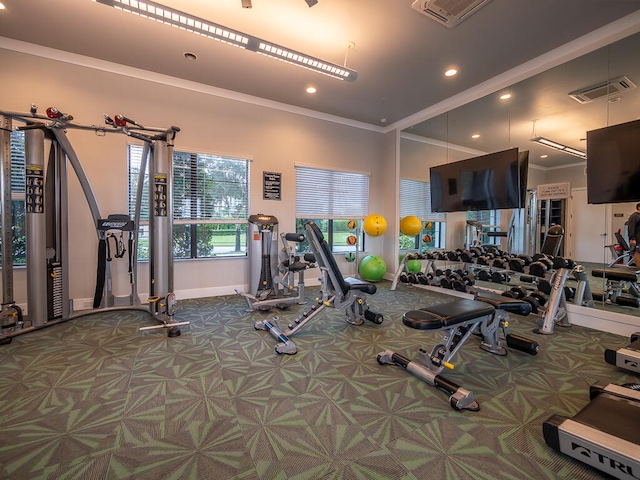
[0,281,637,479]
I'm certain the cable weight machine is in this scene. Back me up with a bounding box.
[0,105,187,344]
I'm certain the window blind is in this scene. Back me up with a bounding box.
[400,179,445,221]
[296,166,369,219]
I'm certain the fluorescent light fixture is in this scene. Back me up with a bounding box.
[531,136,587,159]
[94,0,357,81]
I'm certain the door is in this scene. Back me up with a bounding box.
[567,188,607,263]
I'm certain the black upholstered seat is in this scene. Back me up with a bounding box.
[403,299,494,330]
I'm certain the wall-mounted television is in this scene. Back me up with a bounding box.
[587,118,640,204]
[430,148,529,213]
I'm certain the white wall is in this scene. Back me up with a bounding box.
[0,48,388,305]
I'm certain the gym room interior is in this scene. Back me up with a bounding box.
[1,1,640,478]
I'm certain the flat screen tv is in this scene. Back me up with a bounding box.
[430,148,529,213]
[587,118,640,204]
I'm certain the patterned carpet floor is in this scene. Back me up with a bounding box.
[0,281,636,479]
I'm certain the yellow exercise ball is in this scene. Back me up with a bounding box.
[400,216,422,236]
[424,221,433,230]
[347,220,358,230]
[363,214,387,237]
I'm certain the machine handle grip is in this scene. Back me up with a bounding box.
[285,233,305,242]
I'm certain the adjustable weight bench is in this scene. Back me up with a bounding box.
[255,220,383,354]
[377,291,538,411]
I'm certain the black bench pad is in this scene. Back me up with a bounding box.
[345,277,377,295]
[592,266,639,282]
[403,299,495,330]
[474,291,532,316]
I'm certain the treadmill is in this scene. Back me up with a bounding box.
[543,383,640,479]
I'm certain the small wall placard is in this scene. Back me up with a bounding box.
[537,182,571,200]
[263,171,281,200]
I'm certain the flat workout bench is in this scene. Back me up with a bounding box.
[592,265,639,283]
[591,265,640,307]
[377,292,538,411]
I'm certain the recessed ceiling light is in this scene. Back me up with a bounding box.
[445,68,458,77]
[471,134,480,139]
[0,3,6,9]
[306,86,317,94]
[380,118,387,124]
[500,93,511,100]
[540,154,548,158]
[183,52,197,61]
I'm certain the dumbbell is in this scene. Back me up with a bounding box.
[509,285,528,299]
[459,250,475,263]
[529,290,548,307]
[416,272,429,285]
[491,271,510,284]
[476,256,490,266]
[451,273,475,292]
[477,270,492,281]
[508,257,526,273]
[492,258,507,269]
[446,250,461,261]
[522,295,540,314]
[528,261,548,278]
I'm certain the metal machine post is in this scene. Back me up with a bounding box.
[25,128,48,327]
[248,214,279,297]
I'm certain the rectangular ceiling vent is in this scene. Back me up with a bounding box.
[411,0,493,28]
[569,76,637,104]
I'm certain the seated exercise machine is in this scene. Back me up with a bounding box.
[591,265,640,308]
[377,291,538,411]
[543,383,640,479]
[605,332,640,374]
[236,214,316,311]
[607,230,635,266]
[255,220,383,354]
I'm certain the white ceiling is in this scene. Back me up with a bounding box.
[1,0,640,167]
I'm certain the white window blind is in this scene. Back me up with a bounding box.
[10,130,25,194]
[296,166,369,218]
[173,152,249,222]
[400,179,445,221]
[128,145,249,223]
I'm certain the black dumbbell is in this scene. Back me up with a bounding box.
[522,295,540,314]
[510,285,528,299]
[530,290,548,307]
[491,271,510,284]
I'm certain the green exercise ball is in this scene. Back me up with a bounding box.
[359,255,386,282]
[345,252,356,262]
[406,259,422,273]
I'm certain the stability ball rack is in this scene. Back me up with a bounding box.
[0,105,188,344]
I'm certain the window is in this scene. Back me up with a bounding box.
[0,130,27,266]
[399,179,445,251]
[128,145,250,259]
[467,210,502,245]
[295,166,369,252]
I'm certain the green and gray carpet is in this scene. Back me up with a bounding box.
[0,282,635,479]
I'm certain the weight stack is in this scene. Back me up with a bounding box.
[47,261,63,320]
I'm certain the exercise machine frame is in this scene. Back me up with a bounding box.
[0,105,186,344]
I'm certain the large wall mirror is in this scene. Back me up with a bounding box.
[399,29,640,321]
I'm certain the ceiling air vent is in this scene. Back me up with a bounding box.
[411,0,493,28]
[569,76,637,104]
